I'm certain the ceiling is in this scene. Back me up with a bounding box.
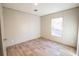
[2,3,79,16]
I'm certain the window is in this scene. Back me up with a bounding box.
[51,17,63,37]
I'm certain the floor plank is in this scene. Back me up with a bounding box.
[6,38,76,56]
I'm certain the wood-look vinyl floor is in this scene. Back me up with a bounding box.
[6,38,76,56]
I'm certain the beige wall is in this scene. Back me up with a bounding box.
[0,4,6,55]
[41,7,79,47]
[3,7,40,47]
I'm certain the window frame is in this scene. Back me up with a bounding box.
[51,17,64,38]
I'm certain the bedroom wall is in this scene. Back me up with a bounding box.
[3,7,40,47]
[41,7,79,47]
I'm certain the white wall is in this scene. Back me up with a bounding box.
[3,7,40,47]
[41,7,79,47]
[0,4,6,55]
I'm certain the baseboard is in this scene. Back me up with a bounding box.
[7,37,41,48]
[40,36,76,49]
[7,36,76,49]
